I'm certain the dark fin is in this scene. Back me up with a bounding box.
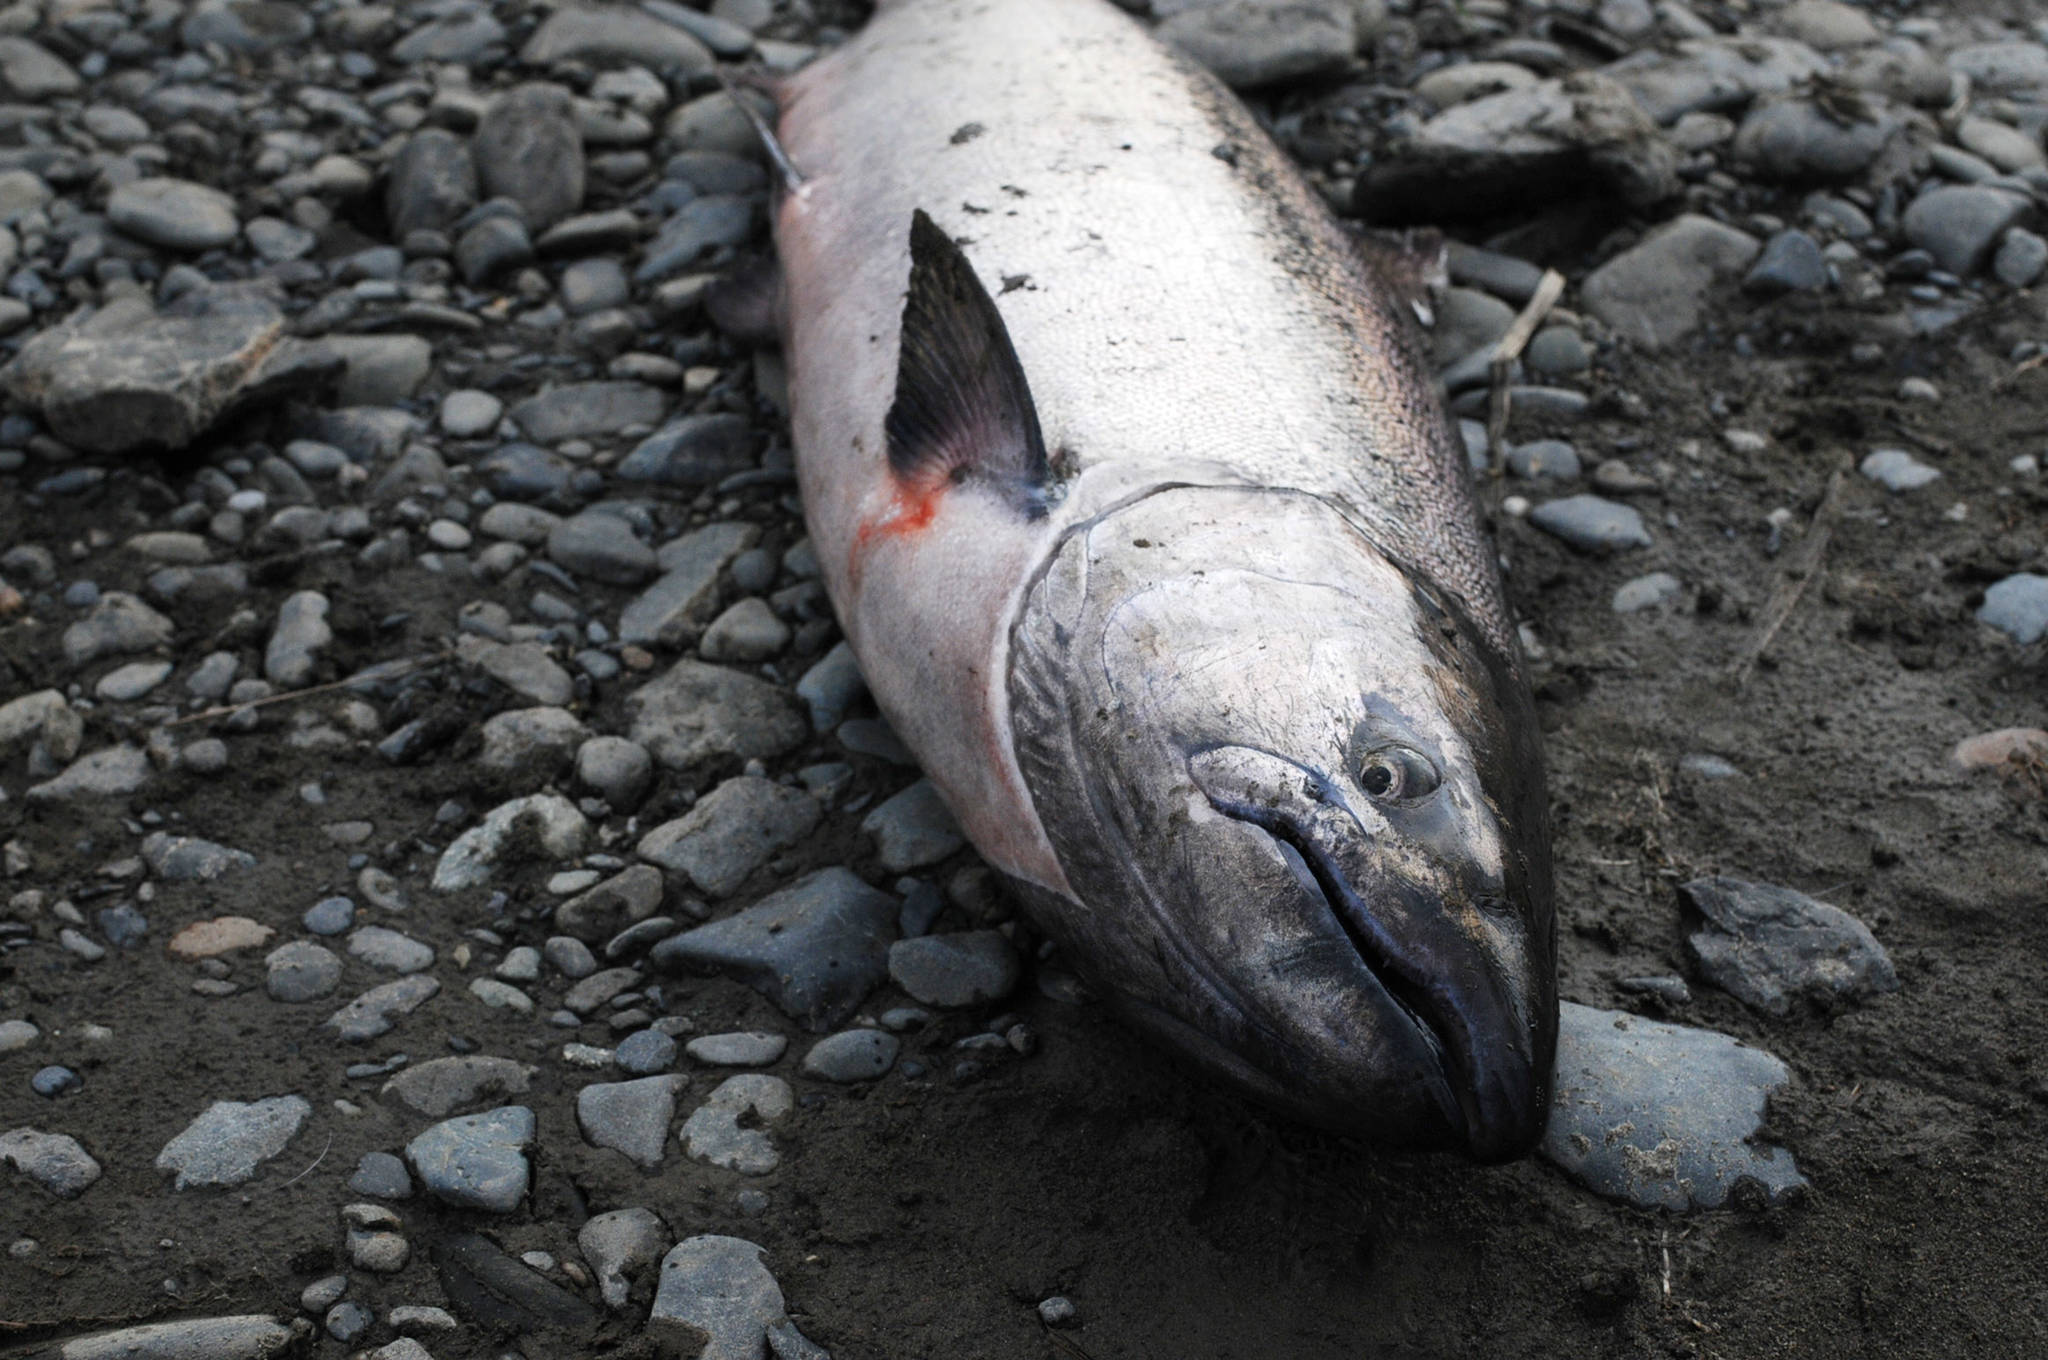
[1352,226,1447,327]
[714,68,802,194]
[885,209,1048,518]
[706,254,784,345]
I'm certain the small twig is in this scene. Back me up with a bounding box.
[1486,268,1567,470]
[277,1134,332,1189]
[1996,352,2048,392]
[1729,470,1847,687]
[162,651,451,728]
[1041,1325,1098,1360]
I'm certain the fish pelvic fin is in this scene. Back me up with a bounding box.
[714,67,803,194]
[706,254,784,346]
[884,209,1049,520]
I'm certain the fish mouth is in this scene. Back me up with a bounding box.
[1209,798,1473,1140]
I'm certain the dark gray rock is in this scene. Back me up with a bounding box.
[652,867,897,1029]
[264,941,342,1002]
[626,659,809,770]
[616,1028,678,1075]
[1744,228,1828,295]
[143,831,255,881]
[392,10,506,63]
[577,736,655,809]
[862,780,966,871]
[555,865,667,943]
[407,1106,533,1214]
[183,2,313,53]
[617,521,760,646]
[618,413,756,486]
[473,85,585,234]
[455,215,535,285]
[1540,1002,1806,1211]
[51,1317,307,1360]
[1994,226,2048,287]
[0,37,80,100]
[1158,0,1355,90]
[323,975,441,1043]
[888,931,1022,1008]
[432,1233,597,1334]
[348,1151,412,1199]
[1680,876,1898,1014]
[561,257,630,315]
[1901,185,2031,275]
[1731,97,1907,182]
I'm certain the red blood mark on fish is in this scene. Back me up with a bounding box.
[848,481,945,586]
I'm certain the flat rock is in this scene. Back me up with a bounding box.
[626,659,809,770]
[549,511,658,585]
[1,1126,102,1198]
[652,868,897,1030]
[1731,97,1907,183]
[862,780,966,871]
[155,1096,310,1190]
[386,129,478,237]
[478,706,589,779]
[1540,1002,1806,1211]
[382,1056,534,1117]
[323,974,441,1043]
[888,931,1022,1008]
[1859,448,1940,493]
[0,295,319,456]
[1680,876,1898,1015]
[638,776,822,896]
[407,1106,534,1214]
[1582,214,1760,349]
[680,1074,793,1175]
[649,1236,786,1360]
[143,832,255,881]
[106,177,239,251]
[577,1074,686,1168]
[433,794,591,892]
[465,639,575,705]
[55,1317,305,1360]
[618,521,760,646]
[0,37,81,100]
[512,380,665,441]
[801,1028,899,1082]
[618,413,756,486]
[1744,228,1829,295]
[581,1207,669,1311]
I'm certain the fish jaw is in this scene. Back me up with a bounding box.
[1008,485,1558,1157]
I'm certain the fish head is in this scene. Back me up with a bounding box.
[1010,487,1556,1160]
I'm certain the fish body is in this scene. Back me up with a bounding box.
[771,0,1556,1157]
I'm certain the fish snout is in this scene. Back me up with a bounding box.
[1187,744,1555,1160]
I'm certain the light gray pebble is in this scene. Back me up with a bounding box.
[685,1032,787,1066]
[580,1206,669,1311]
[387,1305,458,1335]
[576,736,654,810]
[358,869,408,913]
[406,1106,533,1213]
[1505,439,1580,480]
[0,1020,38,1053]
[1743,228,1828,295]
[680,1074,792,1175]
[648,1236,786,1360]
[1859,448,1940,492]
[180,738,230,774]
[143,831,255,882]
[1529,495,1652,553]
[0,1127,102,1198]
[264,591,333,687]
[496,946,543,982]
[1038,1296,1077,1326]
[304,896,355,935]
[1612,572,1683,614]
[324,975,441,1043]
[1901,184,2031,275]
[577,1074,685,1168]
[440,389,503,437]
[1995,227,2048,287]
[381,1056,534,1118]
[801,1028,900,1083]
[348,926,435,974]
[326,1301,372,1343]
[699,597,791,662]
[1978,572,2048,644]
[546,935,599,979]
[300,1275,348,1312]
[432,793,589,892]
[348,1151,412,1199]
[616,1028,678,1074]
[469,978,535,1013]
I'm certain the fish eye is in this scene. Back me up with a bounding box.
[1358,746,1441,802]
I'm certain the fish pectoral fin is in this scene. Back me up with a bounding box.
[706,254,784,346]
[885,209,1049,520]
[1351,226,1447,328]
[713,67,802,193]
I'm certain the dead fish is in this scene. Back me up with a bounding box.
[757,0,1556,1159]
